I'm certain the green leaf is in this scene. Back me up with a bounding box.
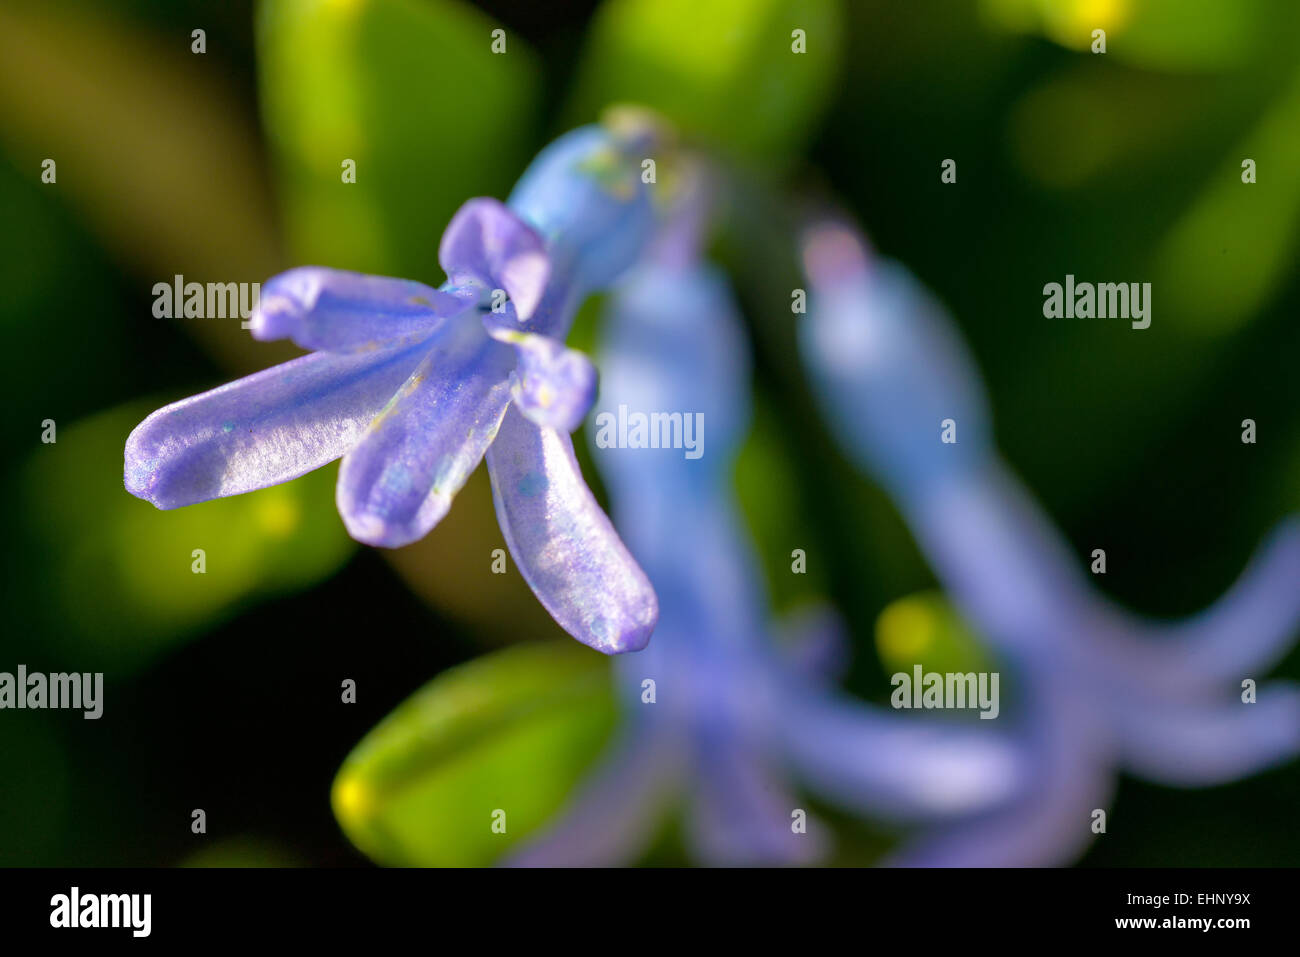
[568,0,843,162]
[333,641,617,866]
[1150,71,1300,333]
[17,401,354,671]
[256,0,540,278]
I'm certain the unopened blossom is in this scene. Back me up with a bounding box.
[799,219,1300,865]
[124,125,659,655]
[510,204,1022,866]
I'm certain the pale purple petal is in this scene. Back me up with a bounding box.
[505,725,683,867]
[249,267,468,353]
[887,688,1116,867]
[906,467,1094,657]
[336,317,515,547]
[488,329,596,432]
[1093,517,1300,692]
[799,247,994,493]
[777,692,1024,821]
[125,345,426,509]
[1116,685,1300,786]
[439,198,550,320]
[485,405,658,654]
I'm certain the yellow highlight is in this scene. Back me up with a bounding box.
[333,775,373,824]
[1044,0,1133,49]
[327,0,366,16]
[255,494,301,538]
[984,0,1133,50]
[876,597,936,662]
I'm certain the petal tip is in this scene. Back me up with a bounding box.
[339,509,418,549]
[598,601,658,656]
[247,291,302,343]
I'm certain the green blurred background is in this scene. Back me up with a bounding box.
[1,0,1298,866]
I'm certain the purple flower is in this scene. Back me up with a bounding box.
[509,203,1023,866]
[799,219,1300,865]
[124,126,659,655]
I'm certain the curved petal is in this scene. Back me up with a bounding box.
[886,687,1116,867]
[124,345,426,509]
[249,267,468,353]
[1117,684,1300,786]
[776,692,1024,822]
[1094,517,1300,693]
[504,724,683,867]
[485,405,658,654]
[439,197,550,320]
[488,328,596,432]
[336,317,515,547]
[799,250,994,494]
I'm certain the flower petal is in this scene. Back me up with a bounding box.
[506,126,654,295]
[488,328,597,432]
[1094,516,1300,693]
[439,197,550,320]
[249,267,469,353]
[777,691,1024,822]
[799,249,993,493]
[336,317,515,547]
[1117,685,1300,786]
[885,685,1115,867]
[485,405,658,654]
[124,345,427,509]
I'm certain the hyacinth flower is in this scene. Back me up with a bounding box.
[124,125,659,654]
[509,197,1023,866]
[798,219,1300,865]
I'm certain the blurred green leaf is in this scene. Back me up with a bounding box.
[1151,71,1300,333]
[568,0,843,162]
[332,641,616,866]
[0,3,279,283]
[18,401,354,671]
[257,0,540,279]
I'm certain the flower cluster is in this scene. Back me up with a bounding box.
[798,219,1300,865]
[124,119,1300,866]
[511,200,1021,865]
